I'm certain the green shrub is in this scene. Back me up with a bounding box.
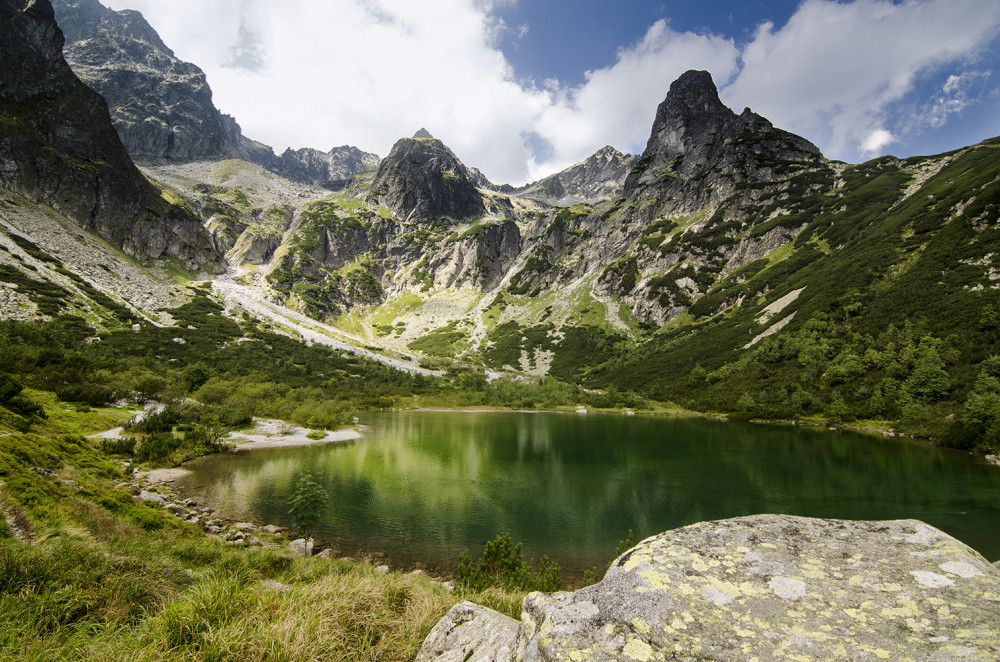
[55,383,116,406]
[288,472,328,539]
[456,533,561,593]
[100,438,136,456]
[134,432,182,464]
[124,409,181,434]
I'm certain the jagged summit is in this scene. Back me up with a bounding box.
[516,145,637,205]
[370,135,484,221]
[624,69,823,219]
[413,128,434,139]
[274,145,380,187]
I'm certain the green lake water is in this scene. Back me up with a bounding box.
[171,411,1000,579]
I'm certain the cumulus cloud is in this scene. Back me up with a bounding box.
[861,128,896,156]
[721,0,1000,161]
[101,0,1000,182]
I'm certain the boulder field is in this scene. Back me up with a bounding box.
[417,514,1000,661]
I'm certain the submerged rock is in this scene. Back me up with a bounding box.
[417,515,1000,661]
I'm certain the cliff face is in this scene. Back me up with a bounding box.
[0,0,221,268]
[52,0,255,162]
[369,135,485,222]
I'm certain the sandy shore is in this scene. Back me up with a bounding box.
[139,467,192,485]
[229,418,364,450]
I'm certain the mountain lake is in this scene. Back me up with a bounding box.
[171,411,1000,581]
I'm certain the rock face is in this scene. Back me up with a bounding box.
[518,146,638,205]
[52,0,261,162]
[272,145,379,187]
[624,69,823,221]
[0,0,221,268]
[52,0,376,182]
[370,136,485,222]
[417,515,1000,662]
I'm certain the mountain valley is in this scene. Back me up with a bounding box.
[1,0,999,450]
[2,1,1000,659]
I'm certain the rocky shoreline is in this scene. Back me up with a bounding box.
[128,461,456,590]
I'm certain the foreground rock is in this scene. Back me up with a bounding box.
[417,515,1000,661]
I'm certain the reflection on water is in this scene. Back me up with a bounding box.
[172,412,1000,577]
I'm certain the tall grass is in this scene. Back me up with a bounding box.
[0,534,497,661]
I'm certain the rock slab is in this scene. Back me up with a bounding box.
[417,515,1000,662]
[418,600,519,662]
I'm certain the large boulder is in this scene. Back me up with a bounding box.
[418,515,1000,661]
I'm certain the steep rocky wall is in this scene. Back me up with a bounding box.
[623,70,824,223]
[0,0,221,269]
[418,515,1000,661]
[53,0,258,162]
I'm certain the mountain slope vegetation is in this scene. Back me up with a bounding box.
[2,0,999,452]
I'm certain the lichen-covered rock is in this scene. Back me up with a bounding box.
[420,515,1000,662]
[416,601,519,662]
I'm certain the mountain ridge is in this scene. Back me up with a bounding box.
[51,0,379,184]
[2,0,1000,451]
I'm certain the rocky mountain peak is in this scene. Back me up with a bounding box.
[663,69,727,114]
[641,69,741,167]
[413,128,434,139]
[54,0,169,54]
[369,136,484,221]
[274,144,380,187]
[516,145,637,205]
[52,0,248,161]
[624,69,823,218]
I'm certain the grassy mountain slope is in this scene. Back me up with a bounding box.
[592,140,1000,444]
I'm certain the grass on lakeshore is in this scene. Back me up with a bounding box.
[0,399,525,662]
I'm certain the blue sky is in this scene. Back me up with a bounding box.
[494,1,802,86]
[100,0,1000,184]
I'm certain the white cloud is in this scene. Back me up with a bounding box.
[861,128,896,156]
[99,0,1000,182]
[916,70,992,129]
[721,0,1000,160]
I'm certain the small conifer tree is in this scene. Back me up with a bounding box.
[288,472,328,539]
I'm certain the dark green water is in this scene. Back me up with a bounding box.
[171,411,1000,578]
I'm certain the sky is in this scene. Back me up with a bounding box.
[99,0,1000,186]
